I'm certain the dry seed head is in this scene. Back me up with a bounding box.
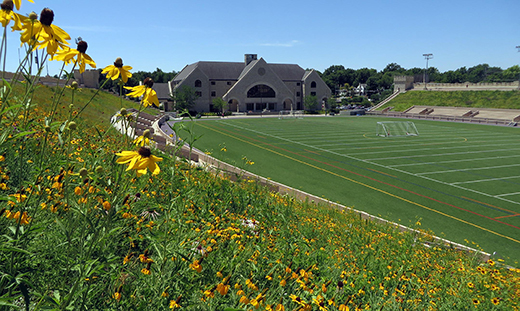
[114,57,123,68]
[39,8,54,26]
[138,147,151,158]
[143,77,154,88]
[1,1,14,11]
[77,41,88,54]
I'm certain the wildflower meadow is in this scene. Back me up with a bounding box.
[0,0,519,310]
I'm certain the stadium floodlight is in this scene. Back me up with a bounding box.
[423,53,433,90]
[517,46,520,89]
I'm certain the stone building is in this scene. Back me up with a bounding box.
[170,54,331,113]
[73,69,99,88]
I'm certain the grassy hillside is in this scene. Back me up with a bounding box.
[26,84,158,127]
[380,90,520,112]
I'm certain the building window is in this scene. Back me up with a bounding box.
[211,81,215,85]
[196,91,202,97]
[211,91,216,97]
[268,103,276,110]
[311,81,316,88]
[296,92,300,97]
[247,84,275,98]
[227,81,232,85]
[310,92,316,96]
[246,103,254,111]
[297,82,300,86]
[195,80,202,87]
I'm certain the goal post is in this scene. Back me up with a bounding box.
[376,121,419,137]
[279,110,304,119]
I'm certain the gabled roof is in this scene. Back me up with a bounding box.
[173,61,246,81]
[269,64,306,81]
[173,60,307,82]
[153,83,171,100]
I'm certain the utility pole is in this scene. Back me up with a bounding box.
[423,53,433,90]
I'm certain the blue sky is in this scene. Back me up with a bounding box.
[5,0,520,76]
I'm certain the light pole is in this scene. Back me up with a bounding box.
[516,46,520,89]
[423,53,433,90]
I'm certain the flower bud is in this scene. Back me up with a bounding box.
[143,129,151,139]
[79,168,88,177]
[95,166,104,174]
[120,108,127,116]
[71,81,78,89]
[44,125,51,132]
[68,121,77,131]
[28,11,37,20]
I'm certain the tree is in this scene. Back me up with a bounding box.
[212,97,227,114]
[502,65,520,82]
[303,95,318,111]
[172,85,197,111]
[382,63,404,74]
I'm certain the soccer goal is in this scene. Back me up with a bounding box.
[279,110,304,119]
[376,121,419,137]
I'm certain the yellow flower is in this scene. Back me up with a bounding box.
[115,147,162,177]
[141,268,151,275]
[20,8,70,55]
[491,297,500,305]
[133,129,152,147]
[216,283,229,296]
[169,300,181,309]
[189,259,202,273]
[124,78,159,107]
[102,201,111,211]
[0,0,27,30]
[102,57,132,83]
[275,304,285,311]
[113,292,121,301]
[52,40,96,73]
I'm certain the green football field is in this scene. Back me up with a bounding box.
[177,115,520,263]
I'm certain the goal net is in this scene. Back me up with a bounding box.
[279,110,304,119]
[376,121,419,137]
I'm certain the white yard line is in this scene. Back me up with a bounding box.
[344,142,515,156]
[452,175,520,185]
[389,154,520,167]
[496,192,520,197]
[365,147,520,161]
[219,120,520,206]
[417,163,520,175]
